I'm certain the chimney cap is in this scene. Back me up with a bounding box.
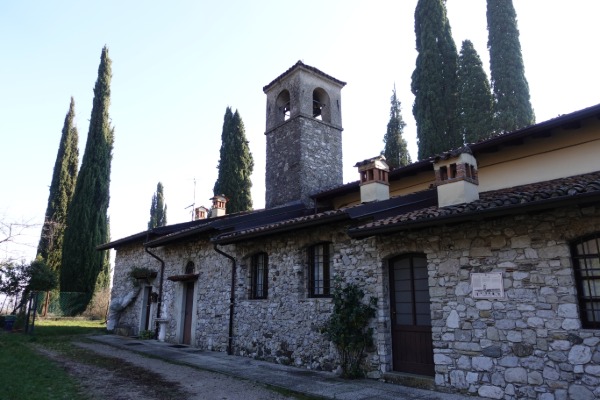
[354,155,389,170]
[209,194,228,218]
[433,146,473,162]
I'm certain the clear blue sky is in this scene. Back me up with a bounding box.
[2,1,599,262]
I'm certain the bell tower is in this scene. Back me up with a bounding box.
[263,61,346,208]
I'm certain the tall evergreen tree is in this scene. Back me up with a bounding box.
[96,217,112,290]
[148,182,167,229]
[60,46,114,313]
[458,40,495,144]
[382,86,411,169]
[37,97,79,274]
[411,0,462,160]
[487,0,535,132]
[213,107,254,214]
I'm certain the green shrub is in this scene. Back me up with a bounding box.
[138,330,155,340]
[322,280,377,379]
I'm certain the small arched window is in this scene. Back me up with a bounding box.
[185,261,195,275]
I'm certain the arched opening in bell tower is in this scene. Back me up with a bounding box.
[276,89,291,123]
[312,88,331,123]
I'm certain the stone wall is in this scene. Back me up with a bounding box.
[109,243,158,335]
[376,205,600,399]
[232,222,369,370]
[265,115,342,208]
[110,239,232,347]
[109,204,600,398]
[109,223,382,373]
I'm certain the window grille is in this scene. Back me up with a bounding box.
[308,243,331,297]
[250,253,268,300]
[571,234,600,329]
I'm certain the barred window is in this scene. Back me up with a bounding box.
[308,243,331,297]
[571,234,600,329]
[250,253,268,300]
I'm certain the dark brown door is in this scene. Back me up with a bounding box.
[182,282,194,345]
[390,254,434,376]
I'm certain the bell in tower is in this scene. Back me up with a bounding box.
[263,61,346,209]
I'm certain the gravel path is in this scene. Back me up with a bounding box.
[35,341,296,400]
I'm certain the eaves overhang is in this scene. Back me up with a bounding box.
[313,103,600,205]
[96,218,213,251]
[145,224,215,248]
[213,211,349,245]
[348,191,600,239]
[470,103,600,153]
[96,231,148,250]
[263,60,346,93]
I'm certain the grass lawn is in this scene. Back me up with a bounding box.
[0,318,105,400]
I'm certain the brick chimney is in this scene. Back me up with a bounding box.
[355,155,390,203]
[209,195,227,218]
[194,206,209,220]
[434,148,479,207]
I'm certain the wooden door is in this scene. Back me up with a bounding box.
[389,254,434,376]
[182,282,194,345]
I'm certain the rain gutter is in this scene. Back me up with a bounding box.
[213,244,236,356]
[145,232,166,338]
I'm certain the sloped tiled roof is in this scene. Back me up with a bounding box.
[213,190,437,244]
[145,202,309,247]
[99,103,600,250]
[348,171,600,238]
[100,172,600,249]
[263,60,346,92]
[96,217,214,250]
[213,209,348,244]
[98,203,309,250]
[312,103,600,205]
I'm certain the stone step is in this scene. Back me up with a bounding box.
[382,372,436,390]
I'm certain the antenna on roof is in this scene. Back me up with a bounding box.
[184,177,196,221]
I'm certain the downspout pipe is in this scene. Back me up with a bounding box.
[145,233,165,338]
[213,244,236,356]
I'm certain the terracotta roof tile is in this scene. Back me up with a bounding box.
[214,209,347,244]
[350,171,600,236]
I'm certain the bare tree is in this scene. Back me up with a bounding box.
[0,214,38,263]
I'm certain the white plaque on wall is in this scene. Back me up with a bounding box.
[471,272,504,299]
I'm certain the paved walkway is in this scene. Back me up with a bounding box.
[90,335,482,400]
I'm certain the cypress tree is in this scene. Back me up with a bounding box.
[37,97,79,275]
[213,107,254,214]
[148,182,167,229]
[411,0,462,160]
[60,46,114,313]
[458,40,495,144]
[96,217,112,290]
[382,86,411,169]
[487,0,535,132]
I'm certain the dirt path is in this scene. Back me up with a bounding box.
[35,341,297,400]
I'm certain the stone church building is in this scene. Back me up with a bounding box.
[101,62,600,399]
